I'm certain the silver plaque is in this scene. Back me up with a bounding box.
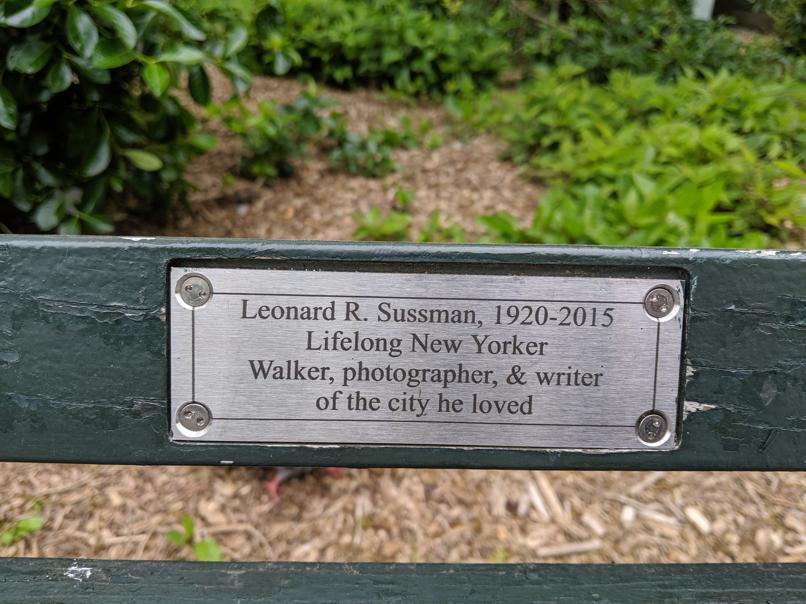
[170,267,684,450]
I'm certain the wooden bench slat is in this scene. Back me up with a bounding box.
[1,559,805,603]
[1,235,804,469]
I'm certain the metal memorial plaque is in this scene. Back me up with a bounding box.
[170,267,685,450]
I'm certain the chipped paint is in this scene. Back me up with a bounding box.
[0,351,19,366]
[662,251,680,255]
[64,563,93,582]
[737,249,779,257]
[683,401,717,419]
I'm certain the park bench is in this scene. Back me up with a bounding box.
[0,234,804,602]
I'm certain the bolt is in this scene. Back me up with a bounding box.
[177,402,211,433]
[643,286,676,319]
[636,412,669,445]
[177,274,213,308]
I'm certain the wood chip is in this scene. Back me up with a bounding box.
[685,507,712,535]
[536,539,602,558]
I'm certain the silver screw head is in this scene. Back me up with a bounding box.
[643,286,676,319]
[636,412,669,445]
[177,402,211,432]
[177,274,212,308]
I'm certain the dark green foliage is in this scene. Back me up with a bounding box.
[353,207,413,241]
[509,0,800,82]
[214,91,333,182]
[751,0,806,54]
[0,0,250,233]
[467,65,806,247]
[353,190,465,242]
[219,91,422,181]
[326,119,418,177]
[252,0,511,97]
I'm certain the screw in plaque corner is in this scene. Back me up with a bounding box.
[643,285,679,320]
[635,411,670,447]
[176,401,212,436]
[176,273,213,308]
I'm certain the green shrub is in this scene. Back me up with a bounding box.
[469,65,806,248]
[219,91,422,181]
[750,0,806,54]
[252,0,511,97]
[214,90,333,182]
[325,119,418,177]
[509,0,799,82]
[0,0,251,233]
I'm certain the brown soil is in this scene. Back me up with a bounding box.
[2,76,804,564]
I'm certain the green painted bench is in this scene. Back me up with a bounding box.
[1,235,804,602]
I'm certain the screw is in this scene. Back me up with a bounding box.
[177,274,213,308]
[177,402,211,432]
[643,286,676,319]
[636,412,669,445]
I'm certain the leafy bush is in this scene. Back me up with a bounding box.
[508,0,799,82]
[251,0,511,97]
[353,190,466,242]
[750,0,806,54]
[219,91,423,181]
[214,90,333,182]
[469,65,805,247]
[0,0,250,233]
[326,119,418,177]
[353,207,413,241]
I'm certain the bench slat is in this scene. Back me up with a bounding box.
[1,235,804,469]
[1,559,805,603]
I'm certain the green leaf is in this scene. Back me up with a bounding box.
[45,57,72,93]
[773,160,806,179]
[66,7,99,58]
[122,149,163,171]
[58,218,81,235]
[6,40,53,74]
[33,197,61,230]
[180,514,194,540]
[157,44,206,65]
[1,0,56,28]
[68,55,110,84]
[82,121,111,177]
[165,530,186,547]
[188,132,217,151]
[0,86,18,130]
[0,172,12,198]
[188,65,211,105]
[79,212,114,233]
[142,0,205,41]
[0,516,44,545]
[221,61,252,93]
[80,177,106,212]
[273,52,291,76]
[224,25,248,58]
[91,39,134,69]
[91,5,137,50]
[193,538,222,562]
[142,62,170,96]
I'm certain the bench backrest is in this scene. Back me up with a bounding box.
[1,235,803,471]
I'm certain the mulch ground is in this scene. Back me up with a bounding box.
[2,75,804,564]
